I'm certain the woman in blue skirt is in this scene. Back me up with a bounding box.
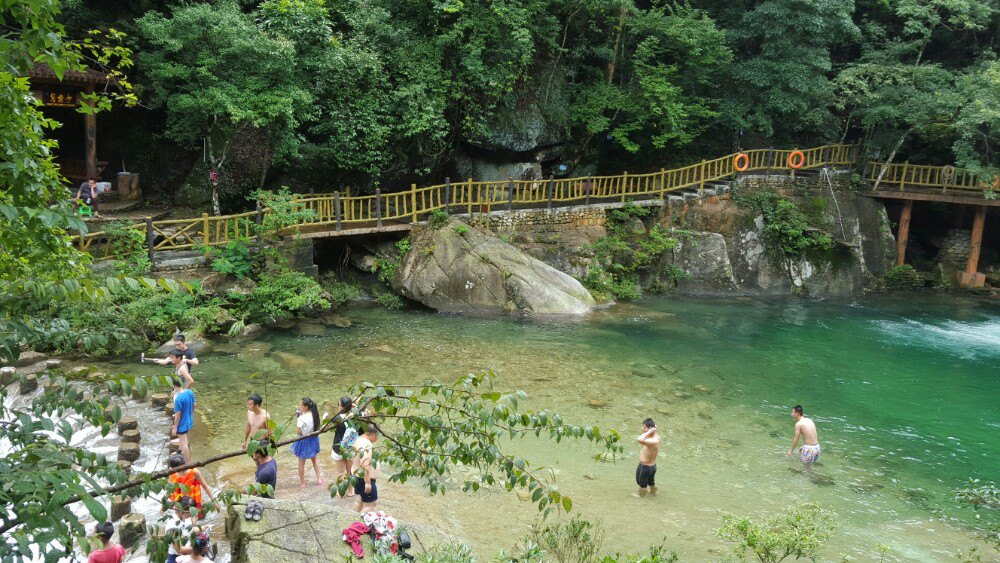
[292,397,324,488]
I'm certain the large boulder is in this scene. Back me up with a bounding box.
[392,219,596,315]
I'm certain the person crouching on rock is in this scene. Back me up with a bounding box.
[168,454,215,520]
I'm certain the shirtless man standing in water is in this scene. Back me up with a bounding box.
[787,405,821,466]
[242,394,272,450]
[636,418,659,497]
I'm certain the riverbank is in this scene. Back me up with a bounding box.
[73,293,999,560]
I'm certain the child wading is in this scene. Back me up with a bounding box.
[292,397,324,488]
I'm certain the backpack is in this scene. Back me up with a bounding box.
[341,426,359,450]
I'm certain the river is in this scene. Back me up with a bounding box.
[117,294,999,561]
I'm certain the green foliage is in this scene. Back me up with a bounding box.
[734,190,834,259]
[420,542,476,562]
[454,224,469,236]
[103,221,152,276]
[526,516,604,563]
[252,187,318,238]
[429,209,450,229]
[204,239,254,278]
[662,264,690,282]
[882,264,923,289]
[323,278,364,307]
[718,503,836,563]
[374,290,406,310]
[372,237,411,285]
[231,265,331,323]
[955,479,1000,558]
[0,370,179,561]
[583,204,677,301]
[727,0,858,139]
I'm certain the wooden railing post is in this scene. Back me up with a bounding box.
[899,161,909,191]
[507,178,514,211]
[467,178,473,217]
[255,202,263,245]
[444,177,451,213]
[410,184,418,223]
[547,177,554,211]
[659,169,666,199]
[375,188,383,228]
[621,171,628,203]
[145,217,155,265]
[585,176,591,205]
[699,160,706,192]
[334,192,342,231]
[202,213,210,247]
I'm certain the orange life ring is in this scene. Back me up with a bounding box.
[787,150,805,170]
[733,153,750,172]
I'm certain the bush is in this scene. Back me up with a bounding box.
[251,186,318,239]
[204,239,254,278]
[232,266,330,322]
[323,278,363,306]
[582,205,677,301]
[662,264,690,282]
[718,503,835,563]
[453,224,469,236]
[374,290,405,310]
[104,221,152,276]
[882,264,924,289]
[429,208,450,229]
[734,190,834,259]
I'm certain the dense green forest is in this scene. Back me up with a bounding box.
[43,0,999,212]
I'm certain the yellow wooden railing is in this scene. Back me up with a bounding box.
[76,144,859,260]
[865,161,995,192]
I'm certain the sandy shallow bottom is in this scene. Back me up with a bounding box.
[107,297,998,561]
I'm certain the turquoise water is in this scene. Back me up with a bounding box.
[123,295,999,560]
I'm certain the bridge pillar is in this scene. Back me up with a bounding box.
[895,200,913,266]
[956,205,987,288]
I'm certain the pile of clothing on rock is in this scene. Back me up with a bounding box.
[341,511,413,559]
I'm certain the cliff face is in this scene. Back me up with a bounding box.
[489,174,896,298]
[658,175,896,297]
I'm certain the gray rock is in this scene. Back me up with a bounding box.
[117,442,140,462]
[119,513,145,549]
[19,374,38,394]
[117,417,138,434]
[150,393,170,408]
[392,219,596,316]
[226,498,449,562]
[121,429,141,443]
[0,367,15,386]
[241,323,265,337]
[111,495,131,522]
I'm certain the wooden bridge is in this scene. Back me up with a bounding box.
[75,143,997,287]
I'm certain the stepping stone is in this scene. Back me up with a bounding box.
[1,367,16,386]
[164,405,174,417]
[44,359,61,369]
[169,439,181,454]
[131,386,147,400]
[121,429,141,443]
[118,442,140,462]
[111,495,132,522]
[119,513,146,549]
[150,393,170,408]
[116,460,133,475]
[118,417,138,435]
[19,374,37,394]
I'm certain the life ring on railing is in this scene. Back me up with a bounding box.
[787,150,805,170]
[733,153,750,172]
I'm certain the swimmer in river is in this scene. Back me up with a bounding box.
[241,394,272,450]
[636,418,659,497]
[787,405,821,467]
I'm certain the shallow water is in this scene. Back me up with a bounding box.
[117,295,999,561]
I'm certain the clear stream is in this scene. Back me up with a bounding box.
[119,294,999,561]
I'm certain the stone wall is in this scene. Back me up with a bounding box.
[467,206,609,278]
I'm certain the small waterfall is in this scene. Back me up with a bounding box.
[872,315,1000,359]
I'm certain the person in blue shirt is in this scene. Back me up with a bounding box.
[252,447,277,499]
[171,379,195,463]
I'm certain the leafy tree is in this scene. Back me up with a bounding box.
[569,3,732,160]
[1,371,622,560]
[837,0,995,187]
[136,1,313,213]
[952,60,1000,181]
[726,0,860,142]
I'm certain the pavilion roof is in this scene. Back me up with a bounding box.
[28,62,110,86]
